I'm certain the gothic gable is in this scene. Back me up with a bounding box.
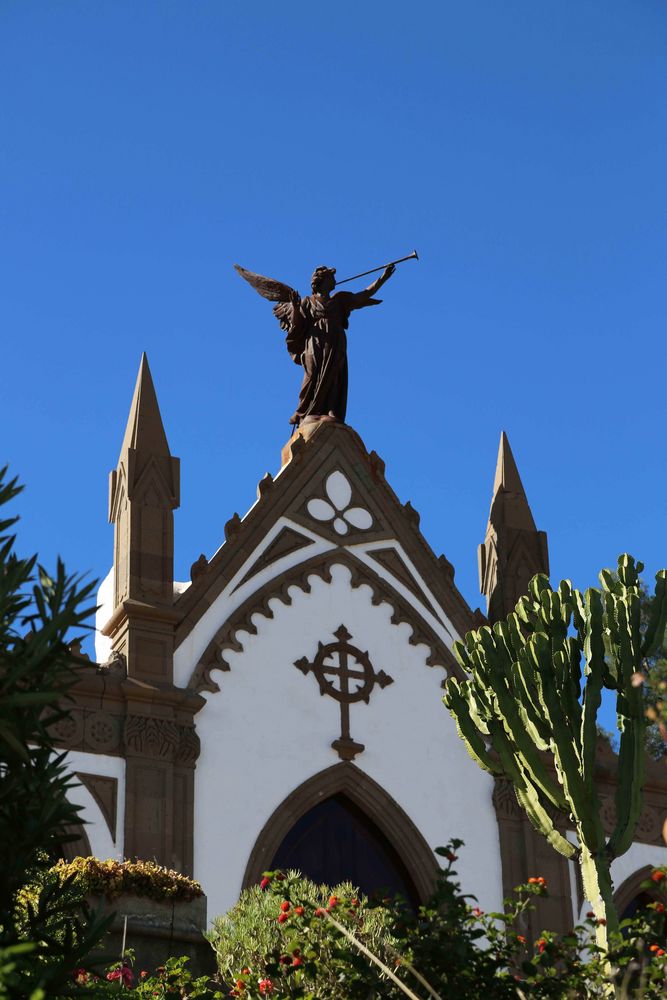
[172,422,481,693]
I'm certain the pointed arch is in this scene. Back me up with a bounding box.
[614,866,660,920]
[242,763,439,904]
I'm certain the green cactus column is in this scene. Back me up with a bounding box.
[444,555,667,953]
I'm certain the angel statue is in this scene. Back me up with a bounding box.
[234,261,396,428]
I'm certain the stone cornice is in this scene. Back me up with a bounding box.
[101,599,181,638]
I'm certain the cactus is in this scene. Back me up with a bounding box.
[444,555,667,953]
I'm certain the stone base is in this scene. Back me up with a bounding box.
[89,893,215,978]
[280,416,341,467]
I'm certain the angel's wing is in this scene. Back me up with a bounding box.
[234,264,296,303]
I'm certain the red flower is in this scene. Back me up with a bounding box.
[516,935,526,945]
[260,877,271,890]
[242,967,250,975]
[294,905,304,916]
[72,969,88,984]
[654,902,666,913]
[472,906,483,917]
[651,870,666,883]
[328,895,338,908]
[314,907,325,917]
[279,954,291,965]
[586,911,595,919]
[292,956,304,967]
[444,851,458,862]
[597,918,607,926]
[258,980,274,995]
[106,965,134,987]
[140,970,148,979]
[528,876,547,888]
[351,898,359,907]
[277,912,289,923]
[280,900,290,912]
[537,938,547,954]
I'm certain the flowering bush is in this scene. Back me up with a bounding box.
[52,856,204,902]
[205,843,667,999]
[71,954,223,998]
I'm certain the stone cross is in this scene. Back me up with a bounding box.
[294,625,393,761]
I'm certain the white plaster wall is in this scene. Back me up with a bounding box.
[95,568,114,664]
[63,750,125,860]
[192,562,503,924]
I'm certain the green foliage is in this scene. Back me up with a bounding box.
[206,850,667,999]
[70,954,223,998]
[208,871,398,998]
[443,555,667,951]
[0,466,112,998]
[50,857,204,903]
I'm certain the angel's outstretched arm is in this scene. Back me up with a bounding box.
[339,263,397,312]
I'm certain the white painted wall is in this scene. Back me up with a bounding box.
[63,750,125,860]
[95,568,114,664]
[191,562,503,924]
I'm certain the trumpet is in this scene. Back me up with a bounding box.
[334,250,419,286]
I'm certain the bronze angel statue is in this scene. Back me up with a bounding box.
[234,261,396,428]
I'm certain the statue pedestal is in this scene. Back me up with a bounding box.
[280,416,339,466]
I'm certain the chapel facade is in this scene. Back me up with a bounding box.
[53,355,667,942]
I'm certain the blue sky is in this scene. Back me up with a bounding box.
[2,2,665,727]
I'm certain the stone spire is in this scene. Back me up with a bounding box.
[105,354,180,683]
[478,432,549,623]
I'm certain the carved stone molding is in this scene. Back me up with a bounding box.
[50,707,123,756]
[492,778,522,820]
[242,763,439,904]
[188,551,462,695]
[123,716,201,765]
[599,794,665,846]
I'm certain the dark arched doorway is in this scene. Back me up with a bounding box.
[243,764,438,905]
[271,793,419,908]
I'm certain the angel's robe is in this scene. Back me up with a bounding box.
[283,289,381,426]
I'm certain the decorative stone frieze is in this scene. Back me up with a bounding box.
[123,716,201,764]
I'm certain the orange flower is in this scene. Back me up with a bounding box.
[528,876,547,888]
[651,870,666,883]
[516,935,526,944]
[328,895,338,908]
[294,906,304,916]
[537,938,547,953]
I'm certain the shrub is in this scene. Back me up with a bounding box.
[206,844,667,999]
[0,467,112,997]
[51,857,204,903]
